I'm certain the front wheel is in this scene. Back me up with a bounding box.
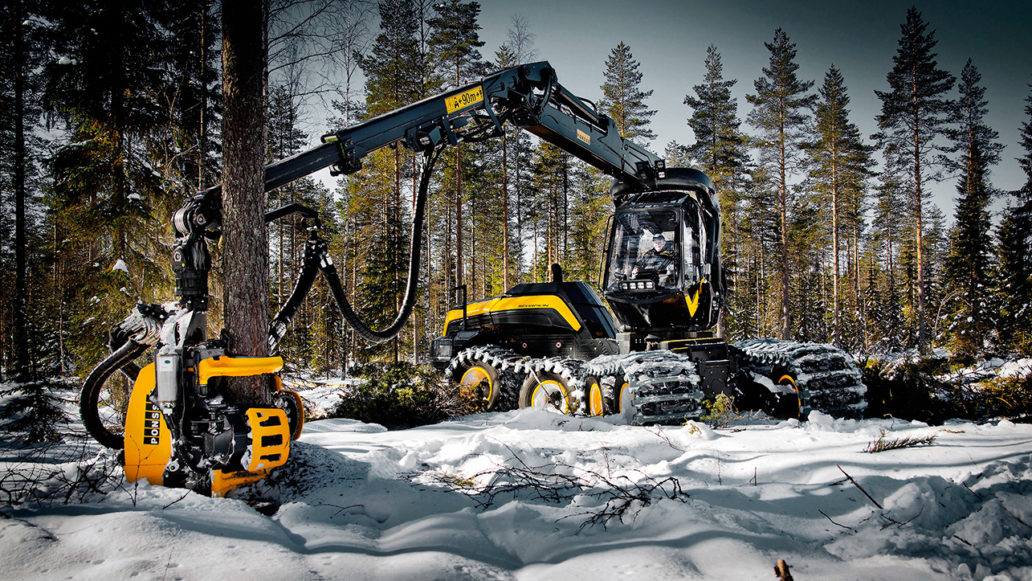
[456,361,501,411]
[519,371,571,414]
[583,375,605,417]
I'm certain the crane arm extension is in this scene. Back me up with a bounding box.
[189,61,663,217]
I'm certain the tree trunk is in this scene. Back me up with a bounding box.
[501,130,509,290]
[831,138,841,346]
[912,78,927,353]
[221,0,269,404]
[12,0,30,380]
[778,110,791,339]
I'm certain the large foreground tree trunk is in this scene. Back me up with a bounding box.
[12,0,30,380]
[221,0,269,403]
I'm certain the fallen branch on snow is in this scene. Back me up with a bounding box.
[837,465,882,509]
[863,430,936,453]
[429,449,689,532]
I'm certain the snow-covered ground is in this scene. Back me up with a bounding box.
[3,391,1032,580]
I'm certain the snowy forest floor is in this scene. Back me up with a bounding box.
[2,369,1032,580]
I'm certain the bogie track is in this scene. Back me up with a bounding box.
[446,346,704,424]
[733,339,867,418]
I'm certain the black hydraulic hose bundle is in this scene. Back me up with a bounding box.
[322,144,444,343]
[79,339,148,449]
[267,143,443,346]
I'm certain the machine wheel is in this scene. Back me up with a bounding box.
[733,339,866,418]
[582,375,605,417]
[456,361,501,411]
[79,341,147,450]
[519,371,572,414]
[769,373,805,420]
[615,377,634,424]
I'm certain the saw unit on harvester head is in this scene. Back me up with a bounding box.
[80,61,866,496]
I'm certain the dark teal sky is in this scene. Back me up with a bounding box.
[476,0,1032,219]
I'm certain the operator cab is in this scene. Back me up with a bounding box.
[602,168,724,335]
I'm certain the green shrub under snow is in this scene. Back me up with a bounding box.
[331,362,468,428]
[862,353,1032,423]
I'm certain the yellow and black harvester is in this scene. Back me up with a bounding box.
[80,60,865,496]
[433,166,867,425]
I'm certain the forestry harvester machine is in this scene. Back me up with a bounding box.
[80,61,866,496]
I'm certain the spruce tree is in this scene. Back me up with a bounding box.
[996,86,1032,353]
[684,46,750,338]
[44,0,172,370]
[163,0,222,193]
[600,42,656,142]
[943,61,1001,356]
[0,0,66,442]
[684,45,748,194]
[1,0,44,380]
[746,28,815,339]
[808,65,872,346]
[874,7,955,353]
[350,0,428,361]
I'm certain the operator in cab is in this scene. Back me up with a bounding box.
[632,232,676,285]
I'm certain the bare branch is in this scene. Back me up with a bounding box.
[837,464,882,509]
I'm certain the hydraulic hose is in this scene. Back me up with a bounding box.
[268,243,322,351]
[322,144,444,343]
[79,339,148,449]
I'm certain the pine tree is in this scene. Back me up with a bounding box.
[874,7,955,353]
[266,82,335,370]
[735,164,782,339]
[943,60,1001,356]
[746,28,815,339]
[808,65,872,346]
[600,42,656,142]
[996,86,1032,353]
[221,0,270,402]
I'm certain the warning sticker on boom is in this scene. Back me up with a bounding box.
[445,86,484,113]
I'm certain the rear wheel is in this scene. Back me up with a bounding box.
[583,375,604,417]
[519,371,571,414]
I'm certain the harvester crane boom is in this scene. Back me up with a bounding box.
[185,61,663,219]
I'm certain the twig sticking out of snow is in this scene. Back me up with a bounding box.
[818,508,856,532]
[836,464,882,509]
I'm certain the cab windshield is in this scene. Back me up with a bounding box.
[605,208,681,292]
